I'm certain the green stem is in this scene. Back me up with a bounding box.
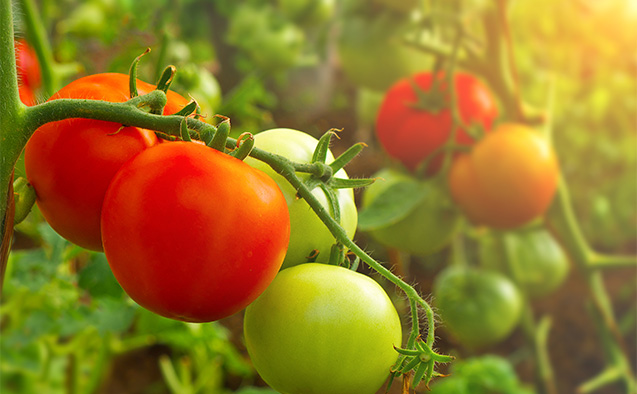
[547,180,637,393]
[251,147,437,347]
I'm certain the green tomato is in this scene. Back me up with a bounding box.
[433,266,523,348]
[244,263,402,394]
[244,128,357,268]
[337,15,433,91]
[173,64,222,119]
[479,228,570,298]
[361,168,461,256]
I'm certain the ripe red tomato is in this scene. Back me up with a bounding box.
[19,85,37,106]
[244,263,402,394]
[101,142,290,322]
[376,72,498,174]
[15,39,42,90]
[25,73,189,251]
[448,123,560,229]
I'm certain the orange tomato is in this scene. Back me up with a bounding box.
[448,123,559,229]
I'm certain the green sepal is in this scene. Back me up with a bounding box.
[209,118,230,152]
[13,177,36,225]
[329,177,375,190]
[327,243,346,267]
[231,133,255,161]
[357,180,428,231]
[330,142,365,173]
[411,359,431,388]
[393,347,421,357]
[198,128,214,146]
[129,48,150,98]
[155,65,176,94]
[312,130,337,164]
[172,100,199,117]
[179,118,192,142]
[319,183,341,223]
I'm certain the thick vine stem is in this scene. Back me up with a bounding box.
[547,180,637,393]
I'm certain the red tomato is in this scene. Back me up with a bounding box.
[15,39,41,90]
[19,85,37,106]
[25,73,189,251]
[101,142,290,322]
[448,123,560,229]
[376,72,498,174]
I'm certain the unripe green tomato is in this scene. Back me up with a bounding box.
[244,128,358,269]
[362,168,461,256]
[244,263,402,394]
[480,229,570,298]
[433,266,523,348]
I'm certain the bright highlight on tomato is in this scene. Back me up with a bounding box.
[244,263,402,394]
[24,73,189,251]
[376,72,499,174]
[101,142,290,323]
[448,123,560,229]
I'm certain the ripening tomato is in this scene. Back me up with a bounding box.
[434,266,522,348]
[101,142,290,322]
[25,73,189,251]
[376,72,498,174]
[244,128,358,268]
[244,263,402,394]
[15,39,42,90]
[448,123,560,229]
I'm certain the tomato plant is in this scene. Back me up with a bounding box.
[376,72,499,174]
[244,128,358,268]
[448,123,560,229]
[433,266,523,348]
[480,228,570,298]
[277,0,335,26]
[360,167,460,256]
[244,263,402,394]
[24,73,189,251]
[101,141,290,322]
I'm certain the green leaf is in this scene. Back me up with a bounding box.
[77,253,124,299]
[357,181,429,231]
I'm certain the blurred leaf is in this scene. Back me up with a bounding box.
[77,253,124,299]
[358,180,428,231]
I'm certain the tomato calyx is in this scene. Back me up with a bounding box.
[406,77,448,114]
[391,337,454,390]
[293,130,374,222]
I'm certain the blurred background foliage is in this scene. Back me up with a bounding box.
[4,0,636,393]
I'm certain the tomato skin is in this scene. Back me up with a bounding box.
[15,39,42,90]
[244,128,357,268]
[433,266,522,348]
[24,73,189,251]
[101,142,290,323]
[376,72,498,174]
[244,263,402,394]
[448,123,560,229]
[362,168,460,256]
[480,229,570,298]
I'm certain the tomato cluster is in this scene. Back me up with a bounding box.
[24,74,292,323]
[376,71,499,174]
